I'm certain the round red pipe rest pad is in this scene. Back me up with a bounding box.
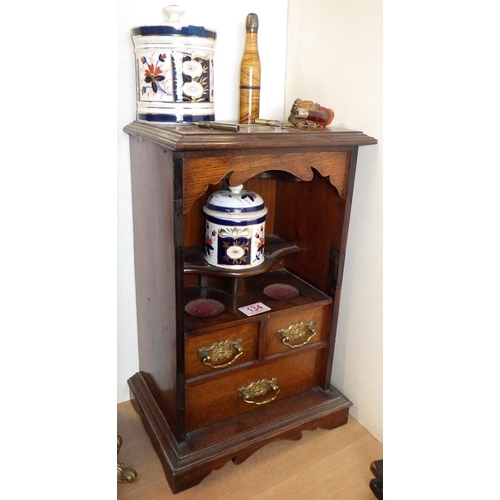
[263,283,300,300]
[185,298,225,318]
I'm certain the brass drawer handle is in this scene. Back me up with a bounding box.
[198,339,244,369]
[278,320,317,348]
[238,378,280,405]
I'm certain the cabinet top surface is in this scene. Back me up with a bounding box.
[123,121,377,152]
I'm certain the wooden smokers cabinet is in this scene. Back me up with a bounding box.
[124,122,377,493]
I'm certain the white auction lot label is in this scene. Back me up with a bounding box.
[238,302,271,317]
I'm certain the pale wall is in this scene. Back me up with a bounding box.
[117,0,383,442]
[117,0,289,403]
[286,0,383,440]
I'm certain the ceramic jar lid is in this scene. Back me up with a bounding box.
[131,5,217,39]
[203,185,267,220]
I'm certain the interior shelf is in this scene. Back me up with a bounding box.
[184,268,332,335]
[183,234,300,278]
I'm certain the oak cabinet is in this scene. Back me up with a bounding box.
[124,121,377,493]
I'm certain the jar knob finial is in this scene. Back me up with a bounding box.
[162,5,185,27]
[228,184,244,194]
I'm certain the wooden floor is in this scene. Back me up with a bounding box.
[117,400,382,500]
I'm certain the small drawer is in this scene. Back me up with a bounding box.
[185,348,322,431]
[185,323,259,379]
[264,304,330,357]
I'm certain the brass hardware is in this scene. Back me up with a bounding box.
[238,377,280,405]
[278,320,317,348]
[254,118,295,128]
[198,122,240,132]
[198,339,244,369]
[117,435,137,483]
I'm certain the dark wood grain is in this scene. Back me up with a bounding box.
[184,322,259,379]
[182,149,350,214]
[123,121,378,151]
[128,371,351,493]
[185,348,322,430]
[274,170,347,294]
[183,236,299,278]
[124,122,376,493]
[264,304,330,357]
[182,269,331,336]
[129,137,182,437]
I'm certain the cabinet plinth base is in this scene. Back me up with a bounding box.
[128,371,352,494]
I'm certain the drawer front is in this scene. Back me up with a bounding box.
[185,323,259,379]
[185,348,322,431]
[264,304,330,357]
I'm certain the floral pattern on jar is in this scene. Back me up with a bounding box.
[181,55,210,103]
[138,52,211,104]
[140,53,173,100]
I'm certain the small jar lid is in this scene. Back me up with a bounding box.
[203,184,267,219]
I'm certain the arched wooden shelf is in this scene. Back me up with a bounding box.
[184,235,300,278]
[181,150,350,214]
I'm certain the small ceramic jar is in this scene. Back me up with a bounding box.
[203,185,267,269]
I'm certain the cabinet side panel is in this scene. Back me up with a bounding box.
[129,137,180,436]
[324,147,360,385]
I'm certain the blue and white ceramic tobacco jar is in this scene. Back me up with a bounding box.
[203,185,267,269]
[131,5,216,123]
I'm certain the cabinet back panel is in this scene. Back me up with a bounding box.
[274,173,346,294]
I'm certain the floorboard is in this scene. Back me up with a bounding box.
[117,400,382,499]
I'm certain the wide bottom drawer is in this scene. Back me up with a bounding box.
[185,348,323,431]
